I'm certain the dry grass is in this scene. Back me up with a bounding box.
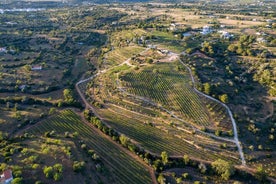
[218,18,264,28]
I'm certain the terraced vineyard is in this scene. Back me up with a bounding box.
[97,105,240,164]
[85,52,242,166]
[104,46,144,66]
[26,110,153,184]
[119,62,232,132]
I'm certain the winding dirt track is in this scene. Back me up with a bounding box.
[178,59,246,166]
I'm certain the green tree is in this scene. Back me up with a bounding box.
[219,94,228,103]
[153,159,162,171]
[176,177,182,184]
[73,161,85,172]
[54,172,62,181]
[183,154,190,165]
[198,162,207,174]
[119,134,129,147]
[53,163,63,173]
[11,178,23,184]
[48,108,56,115]
[255,165,267,182]
[43,166,54,178]
[161,151,168,165]
[0,131,8,141]
[228,44,237,53]
[211,159,234,180]
[203,83,211,95]
[157,174,166,184]
[63,89,74,103]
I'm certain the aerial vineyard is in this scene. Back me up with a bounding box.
[86,53,242,166]
[104,46,144,66]
[119,61,232,132]
[26,110,152,184]
[97,106,240,164]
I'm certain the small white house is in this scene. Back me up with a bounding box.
[218,31,234,39]
[0,47,7,53]
[200,25,212,35]
[169,23,177,31]
[31,65,42,71]
[0,170,13,184]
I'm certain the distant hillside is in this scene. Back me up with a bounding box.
[1,0,272,6]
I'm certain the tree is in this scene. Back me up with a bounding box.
[43,166,54,178]
[203,83,211,95]
[183,154,190,165]
[255,165,267,182]
[157,174,166,184]
[0,131,8,141]
[53,164,63,173]
[219,94,228,103]
[161,151,168,165]
[63,89,74,104]
[211,159,234,180]
[11,178,23,184]
[146,57,153,64]
[119,134,129,147]
[73,161,85,172]
[198,162,207,174]
[54,173,62,181]
[176,177,182,184]
[153,159,162,171]
[228,44,237,53]
[48,108,56,115]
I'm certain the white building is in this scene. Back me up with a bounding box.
[0,47,7,53]
[200,25,212,35]
[31,65,42,71]
[218,31,234,39]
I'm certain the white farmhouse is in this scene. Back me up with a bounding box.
[0,47,7,53]
[31,65,42,71]
[200,25,212,35]
[218,31,234,39]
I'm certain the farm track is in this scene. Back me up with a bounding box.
[178,58,246,166]
[76,48,246,167]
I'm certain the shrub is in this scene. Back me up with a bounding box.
[73,161,85,172]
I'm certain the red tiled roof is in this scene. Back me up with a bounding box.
[3,170,12,180]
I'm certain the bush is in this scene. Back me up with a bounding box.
[11,177,23,184]
[54,173,62,181]
[73,161,85,172]
[182,172,190,179]
[43,166,54,178]
[211,159,234,180]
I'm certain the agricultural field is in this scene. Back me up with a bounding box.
[88,50,241,163]
[16,109,152,183]
[119,62,232,132]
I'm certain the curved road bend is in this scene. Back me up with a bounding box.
[178,59,246,166]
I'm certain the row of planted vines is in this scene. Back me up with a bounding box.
[119,62,213,128]
[27,110,152,184]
